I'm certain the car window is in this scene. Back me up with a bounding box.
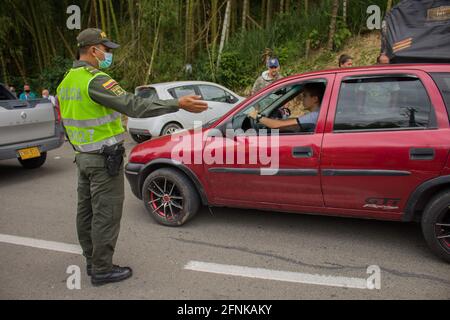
[198,85,237,103]
[244,88,292,115]
[136,87,158,99]
[430,73,450,122]
[231,79,327,135]
[0,85,15,100]
[334,76,435,131]
[169,86,196,98]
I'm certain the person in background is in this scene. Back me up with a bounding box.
[42,89,56,106]
[338,54,353,68]
[8,85,17,97]
[19,84,37,100]
[377,53,390,64]
[251,57,283,95]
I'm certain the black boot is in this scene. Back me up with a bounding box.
[91,266,133,286]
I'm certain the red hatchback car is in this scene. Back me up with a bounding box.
[125,64,450,263]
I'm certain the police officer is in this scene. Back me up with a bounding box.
[57,28,208,286]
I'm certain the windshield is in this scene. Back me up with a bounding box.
[136,87,157,99]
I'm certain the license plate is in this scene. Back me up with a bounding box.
[18,147,41,160]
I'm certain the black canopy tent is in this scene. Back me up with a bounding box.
[382,0,450,63]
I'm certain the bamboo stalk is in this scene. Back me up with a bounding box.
[28,0,46,71]
[261,0,266,27]
[0,52,9,85]
[8,1,33,32]
[56,27,76,60]
[343,0,348,23]
[327,0,340,50]
[266,0,272,26]
[145,16,161,84]
[217,0,231,69]
[211,0,218,58]
[106,0,111,36]
[247,14,263,29]
[185,0,190,62]
[93,0,99,29]
[128,0,135,41]
[10,49,27,83]
[305,39,310,59]
[242,0,248,30]
[109,0,120,40]
[44,15,57,57]
[98,0,107,32]
[230,0,236,35]
[83,0,91,27]
[226,1,231,36]
[185,0,195,63]
[387,0,393,12]
[136,0,143,45]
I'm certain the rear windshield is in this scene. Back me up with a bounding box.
[136,87,157,99]
[430,73,450,121]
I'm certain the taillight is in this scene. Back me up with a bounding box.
[54,97,61,124]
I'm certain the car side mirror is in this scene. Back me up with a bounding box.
[226,95,237,104]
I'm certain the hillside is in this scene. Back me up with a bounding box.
[241,32,382,96]
[296,32,382,72]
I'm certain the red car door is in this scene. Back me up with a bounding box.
[203,74,335,210]
[321,69,450,219]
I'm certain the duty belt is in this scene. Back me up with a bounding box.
[73,132,127,153]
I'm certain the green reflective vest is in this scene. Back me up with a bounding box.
[57,67,125,153]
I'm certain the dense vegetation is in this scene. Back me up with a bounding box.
[0,0,398,95]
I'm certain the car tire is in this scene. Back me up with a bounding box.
[142,168,200,227]
[130,133,151,144]
[421,190,450,263]
[161,122,183,136]
[18,152,47,169]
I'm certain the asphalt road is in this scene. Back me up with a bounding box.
[1,138,449,300]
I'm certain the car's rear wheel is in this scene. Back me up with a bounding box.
[421,190,450,263]
[142,168,200,226]
[161,122,183,136]
[18,152,47,169]
[130,133,151,143]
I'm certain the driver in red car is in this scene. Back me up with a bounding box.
[248,83,325,132]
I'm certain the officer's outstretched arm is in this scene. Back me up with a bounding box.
[88,75,181,118]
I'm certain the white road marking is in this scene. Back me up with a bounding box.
[185,261,369,290]
[0,234,82,255]
[0,235,374,290]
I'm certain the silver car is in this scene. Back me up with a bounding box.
[0,84,64,169]
[127,81,244,143]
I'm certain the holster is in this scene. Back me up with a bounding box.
[100,144,125,177]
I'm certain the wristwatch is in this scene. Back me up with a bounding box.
[256,113,263,123]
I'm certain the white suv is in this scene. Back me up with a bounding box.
[127,81,244,143]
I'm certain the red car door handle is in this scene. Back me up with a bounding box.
[292,146,313,158]
[410,148,435,160]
